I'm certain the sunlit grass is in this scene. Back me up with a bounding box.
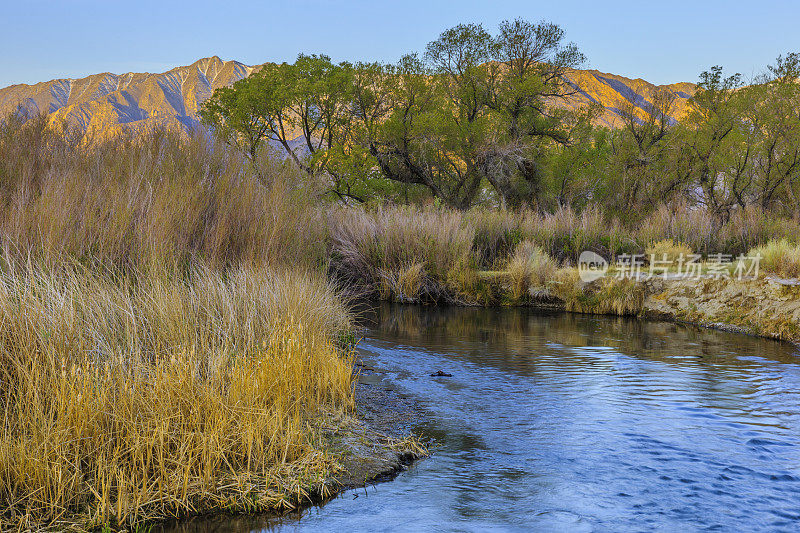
[645,239,694,263]
[0,262,353,530]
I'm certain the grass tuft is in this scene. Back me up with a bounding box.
[505,242,557,302]
[750,239,800,278]
[645,239,693,263]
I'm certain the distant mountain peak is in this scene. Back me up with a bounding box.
[0,57,694,140]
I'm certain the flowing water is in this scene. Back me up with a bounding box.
[168,305,800,532]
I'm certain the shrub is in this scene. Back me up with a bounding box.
[445,258,482,303]
[527,206,629,262]
[639,204,714,255]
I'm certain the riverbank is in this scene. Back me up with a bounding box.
[313,378,428,499]
[0,263,429,533]
[191,272,799,531]
[151,379,428,533]
[642,275,800,343]
[506,272,800,345]
[370,263,800,346]
[6,267,796,532]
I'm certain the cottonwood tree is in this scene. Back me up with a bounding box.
[356,55,470,205]
[743,53,800,214]
[604,87,686,216]
[544,108,611,210]
[202,18,590,208]
[479,19,586,208]
[202,55,368,199]
[351,19,588,209]
[679,66,745,221]
[198,74,278,163]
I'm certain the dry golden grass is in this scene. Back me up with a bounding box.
[330,206,474,300]
[379,262,426,302]
[645,239,693,263]
[0,117,328,271]
[0,262,353,530]
[505,242,557,301]
[750,239,800,278]
[553,268,645,315]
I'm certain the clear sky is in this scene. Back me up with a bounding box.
[1,0,799,88]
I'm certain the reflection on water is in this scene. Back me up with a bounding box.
[161,304,800,532]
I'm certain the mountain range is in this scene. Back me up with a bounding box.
[0,56,696,140]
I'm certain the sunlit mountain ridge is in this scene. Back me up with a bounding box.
[0,56,696,140]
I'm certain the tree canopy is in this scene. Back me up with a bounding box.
[201,19,800,221]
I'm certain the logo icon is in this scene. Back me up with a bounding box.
[578,251,608,282]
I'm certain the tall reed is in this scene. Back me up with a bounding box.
[0,117,328,271]
[329,206,475,300]
[750,239,800,278]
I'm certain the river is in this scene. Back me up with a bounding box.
[173,304,800,531]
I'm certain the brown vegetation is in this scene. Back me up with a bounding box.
[2,113,800,529]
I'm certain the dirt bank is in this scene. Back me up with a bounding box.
[642,276,800,343]
[525,273,800,345]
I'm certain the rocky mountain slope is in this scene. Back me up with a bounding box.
[565,68,696,127]
[0,57,253,139]
[0,56,696,139]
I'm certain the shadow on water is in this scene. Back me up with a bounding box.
[158,304,800,532]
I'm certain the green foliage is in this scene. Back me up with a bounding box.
[203,18,588,209]
[201,20,800,223]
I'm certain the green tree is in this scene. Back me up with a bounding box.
[353,19,588,209]
[545,114,611,211]
[743,53,800,214]
[479,19,586,208]
[679,65,745,220]
[199,75,277,163]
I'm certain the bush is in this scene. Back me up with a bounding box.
[379,262,426,302]
[526,206,632,262]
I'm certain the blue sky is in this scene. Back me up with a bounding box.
[1,0,798,88]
